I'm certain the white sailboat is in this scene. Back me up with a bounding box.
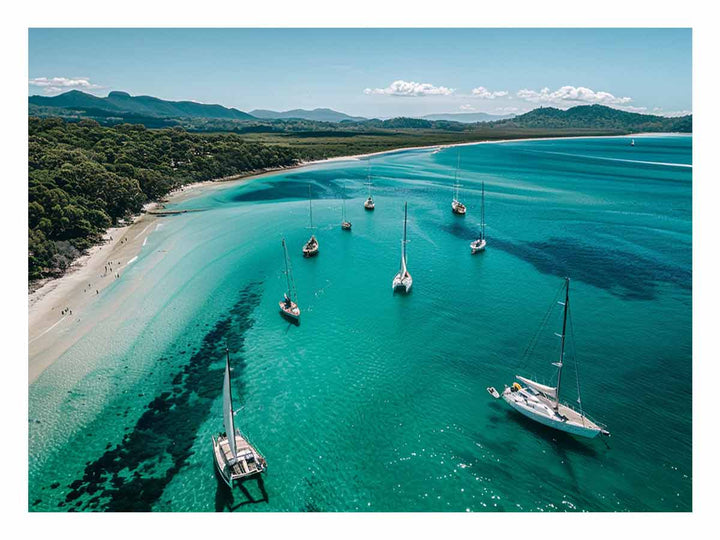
[364,161,375,210]
[392,202,412,293]
[341,183,352,230]
[451,150,466,215]
[212,349,267,486]
[302,185,319,257]
[495,278,609,439]
[470,181,487,253]
[279,238,300,322]
[630,138,635,146]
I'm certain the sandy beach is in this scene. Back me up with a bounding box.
[28,133,651,384]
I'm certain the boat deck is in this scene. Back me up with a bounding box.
[507,386,603,432]
[214,431,265,481]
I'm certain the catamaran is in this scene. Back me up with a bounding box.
[491,278,609,439]
[364,161,375,211]
[451,151,467,215]
[470,181,487,253]
[341,184,352,230]
[303,185,319,257]
[212,349,267,487]
[279,238,300,322]
[392,202,412,293]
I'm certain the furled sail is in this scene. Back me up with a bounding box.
[223,354,238,462]
[516,375,558,400]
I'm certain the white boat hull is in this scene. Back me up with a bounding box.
[279,300,300,321]
[451,200,466,215]
[392,272,412,293]
[470,238,486,253]
[212,431,267,487]
[502,388,602,439]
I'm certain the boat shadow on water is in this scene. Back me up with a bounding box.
[281,312,300,327]
[214,471,269,512]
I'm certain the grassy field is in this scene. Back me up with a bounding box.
[236,127,622,161]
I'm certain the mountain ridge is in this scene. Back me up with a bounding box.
[29,90,255,120]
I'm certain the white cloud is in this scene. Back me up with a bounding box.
[471,86,508,99]
[29,76,103,95]
[459,104,476,111]
[516,85,632,107]
[653,107,692,117]
[364,80,454,97]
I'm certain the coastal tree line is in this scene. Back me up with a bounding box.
[29,117,299,280]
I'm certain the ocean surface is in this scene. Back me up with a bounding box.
[28,135,692,512]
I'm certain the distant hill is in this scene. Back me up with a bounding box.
[492,104,691,132]
[29,90,255,121]
[422,112,515,123]
[249,108,367,122]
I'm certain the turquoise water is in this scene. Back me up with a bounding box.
[29,135,692,512]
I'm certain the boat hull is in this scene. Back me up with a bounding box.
[392,273,413,293]
[341,221,352,230]
[451,201,466,215]
[279,301,300,322]
[212,431,267,487]
[470,239,486,253]
[502,389,602,439]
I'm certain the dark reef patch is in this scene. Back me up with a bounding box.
[230,174,361,203]
[59,282,263,511]
[490,237,690,301]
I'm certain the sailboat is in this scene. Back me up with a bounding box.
[364,161,375,211]
[470,181,487,253]
[302,185,319,257]
[341,184,352,230]
[392,202,412,293]
[494,278,610,439]
[630,138,636,146]
[279,238,300,322]
[451,151,467,215]
[212,349,267,486]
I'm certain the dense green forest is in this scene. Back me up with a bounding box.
[28,117,299,280]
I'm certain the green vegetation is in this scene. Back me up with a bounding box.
[28,117,298,280]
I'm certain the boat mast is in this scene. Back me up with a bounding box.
[367,161,373,197]
[401,202,408,271]
[454,150,460,200]
[342,184,347,221]
[481,181,485,240]
[223,348,238,461]
[282,238,295,300]
[308,185,314,229]
[555,278,570,410]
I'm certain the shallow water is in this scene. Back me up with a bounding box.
[29,135,692,512]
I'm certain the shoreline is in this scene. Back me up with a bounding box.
[27,131,687,383]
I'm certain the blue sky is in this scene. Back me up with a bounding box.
[29,28,692,117]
